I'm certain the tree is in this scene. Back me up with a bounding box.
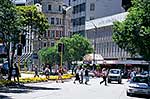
[60,34,93,69]
[38,34,93,69]
[113,0,150,61]
[0,0,22,80]
[16,5,50,39]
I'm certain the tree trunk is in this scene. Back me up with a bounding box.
[7,42,12,81]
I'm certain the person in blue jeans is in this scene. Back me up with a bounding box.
[84,68,89,85]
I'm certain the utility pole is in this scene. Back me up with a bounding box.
[91,22,97,65]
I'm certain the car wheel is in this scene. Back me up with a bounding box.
[127,92,131,96]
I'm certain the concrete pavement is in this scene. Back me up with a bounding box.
[0,77,147,99]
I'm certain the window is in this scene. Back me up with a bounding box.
[55,31,60,37]
[56,18,59,25]
[48,5,51,11]
[59,5,61,11]
[90,3,95,11]
[51,42,54,46]
[50,31,55,38]
[44,43,47,47]
[80,3,85,12]
[51,18,55,24]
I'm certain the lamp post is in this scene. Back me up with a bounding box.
[91,22,97,66]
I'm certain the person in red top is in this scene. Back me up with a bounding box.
[100,68,108,86]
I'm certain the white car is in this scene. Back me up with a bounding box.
[126,75,150,96]
[107,69,122,84]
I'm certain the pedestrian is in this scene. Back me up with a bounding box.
[73,66,80,84]
[130,69,136,79]
[12,63,20,84]
[100,68,108,86]
[56,67,64,83]
[84,68,89,85]
[44,65,50,79]
[80,67,84,84]
[34,65,39,77]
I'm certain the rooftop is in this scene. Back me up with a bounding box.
[86,12,128,30]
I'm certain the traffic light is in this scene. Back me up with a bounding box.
[58,43,64,52]
[21,35,26,47]
[122,0,132,11]
[17,44,22,56]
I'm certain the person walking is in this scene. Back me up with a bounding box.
[56,67,64,83]
[80,67,84,84]
[84,68,89,85]
[12,63,20,84]
[73,66,80,84]
[100,68,108,86]
[34,65,39,77]
[44,65,50,79]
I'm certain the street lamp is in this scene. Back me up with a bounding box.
[91,22,97,66]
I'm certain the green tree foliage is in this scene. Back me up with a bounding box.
[16,5,50,37]
[113,0,150,61]
[38,34,93,67]
[38,46,59,65]
[0,0,22,80]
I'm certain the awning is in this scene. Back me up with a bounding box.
[83,54,104,61]
[97,60,149,65]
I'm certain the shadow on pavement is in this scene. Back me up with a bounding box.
[0,95,13,99]
[128,95,150,99]
[0,84,61,94]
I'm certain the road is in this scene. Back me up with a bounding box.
[0,78,148,99]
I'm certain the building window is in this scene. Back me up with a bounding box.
[80,3,85,12]
[50,31,55,38]
[60,19,62,25]
[44,43,46,47]
[59,5,61,11]
[48,5,51,11]
[90,3,95,11]
[51,42,54,46]
[56,18,59,25]
[51,18,55,24]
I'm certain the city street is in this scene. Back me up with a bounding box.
[0,78,148,99]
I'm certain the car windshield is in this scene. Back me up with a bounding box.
[132,76,149,83]
[109,70,120,74]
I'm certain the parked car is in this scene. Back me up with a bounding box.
[126,75,150,96]
[107,69,122,84]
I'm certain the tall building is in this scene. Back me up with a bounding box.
[69,0,124,36]
[41,0,72,47]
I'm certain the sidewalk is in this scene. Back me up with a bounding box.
[20,73,45,78]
